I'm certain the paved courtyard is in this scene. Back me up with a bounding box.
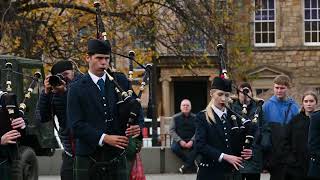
[39,173,270,180]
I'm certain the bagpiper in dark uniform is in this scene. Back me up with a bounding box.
[230,82,264,180]
[68,39,142,180]
[0,91,26,180]
[195,77,253,180]
[308,110,320,180]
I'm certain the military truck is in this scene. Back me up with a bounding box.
[0,55,59,180]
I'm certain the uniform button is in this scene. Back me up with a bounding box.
[224,127,226,130]
[105,112,107,115]
[103,97,105,100]
[225,139,228,142]
[227,145,229,148]
[225,133,227,135]
[104,104,106,106]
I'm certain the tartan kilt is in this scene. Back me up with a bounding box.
[197,166,242,180]
[0,159,11,180]
[224,172,242,180]
[74,155,128,180]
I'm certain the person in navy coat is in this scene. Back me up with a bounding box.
[67,39,141,180]
[195,77,252,180]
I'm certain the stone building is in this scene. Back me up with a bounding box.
[157,0,320,117]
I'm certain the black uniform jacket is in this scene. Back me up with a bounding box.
[68,73,133,156]
[308,110,320,178]
[195,108,243,180]
[0,100,23,161]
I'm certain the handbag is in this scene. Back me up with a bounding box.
[130,153,146,180]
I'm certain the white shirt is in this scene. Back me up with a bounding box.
[211,104,227,120]
[88,71,106,90]
[88,70,107,147]
[211,104,227,162]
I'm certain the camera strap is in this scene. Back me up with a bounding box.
[50,94,59,133]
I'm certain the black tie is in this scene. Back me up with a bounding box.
[221,113,227,124]
[97,78,105,96]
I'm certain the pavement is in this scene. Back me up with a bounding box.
[39,173,270,180]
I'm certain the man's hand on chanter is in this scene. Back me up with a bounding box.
[125,125,141,138]
[103,135,129,149]
[1,130,21,145]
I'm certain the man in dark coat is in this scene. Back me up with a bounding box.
[308,110,320,179]
[231,82,264,180]
[68,39,141,180]
[169,99,197,173]
[0,91,26,180]
[37,60,81,180]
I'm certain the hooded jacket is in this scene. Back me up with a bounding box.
[262,95,300,167]
[263,95,299,124]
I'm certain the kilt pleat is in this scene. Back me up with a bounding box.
[74,155,128,180]
[0,159,11,180]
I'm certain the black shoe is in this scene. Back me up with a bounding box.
[188,165,197,173]
[180,164,196,174]
[179,165,185,174]
[194,159,199,169]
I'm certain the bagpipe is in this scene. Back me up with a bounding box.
[216,44,263,153]
[93,1,151,133]
[0,62,41,133]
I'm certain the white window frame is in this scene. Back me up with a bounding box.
[254,0,276,47]
[304,0,320,46]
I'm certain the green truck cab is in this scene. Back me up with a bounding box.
[0,55,59,180]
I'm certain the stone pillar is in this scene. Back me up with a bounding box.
[160,77,172,117]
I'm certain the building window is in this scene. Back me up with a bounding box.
[130,27,150,50]
[184,30,206,53]
[254,0,276,46]
[304,0,320,45]
[256,88,270,96]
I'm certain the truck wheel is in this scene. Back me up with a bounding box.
[12,146,38,180]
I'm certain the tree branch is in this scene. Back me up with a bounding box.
[16,2,129,18]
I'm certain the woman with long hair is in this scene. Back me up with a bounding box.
[285,91,318,180]
[195,77,252,180]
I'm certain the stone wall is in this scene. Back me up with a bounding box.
[248,0,320,102]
